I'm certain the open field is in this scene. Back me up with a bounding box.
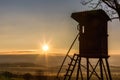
[0,54,119,80]
[0,65,120,80]
[0,72,120,80]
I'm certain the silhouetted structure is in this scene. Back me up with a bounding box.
[72,9,110,58]
[57,9,112,80]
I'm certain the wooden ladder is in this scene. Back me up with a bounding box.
[64,54,79,80]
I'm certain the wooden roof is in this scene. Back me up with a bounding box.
[71,9,111,24]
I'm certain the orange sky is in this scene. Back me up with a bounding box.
[0,0,120,55]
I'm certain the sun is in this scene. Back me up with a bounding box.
[42,44,49,51]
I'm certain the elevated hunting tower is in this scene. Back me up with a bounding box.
[57,9,112,80]
[71,9,110,58]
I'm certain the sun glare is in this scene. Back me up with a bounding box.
[42,44,49,51]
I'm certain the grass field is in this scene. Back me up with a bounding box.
[0,54,119,80]
[0,65,119,80]
[0,74,120,80]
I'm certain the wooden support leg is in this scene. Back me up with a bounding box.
[100,58,104,80]
[76,57,83,80]
[79,57,83,80]
[105,58,112,80]
[76,57,80,80]
[87,58,89,80]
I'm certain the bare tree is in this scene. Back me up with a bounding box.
[80,0,120,20]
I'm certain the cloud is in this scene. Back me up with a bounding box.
[0,50,37,55]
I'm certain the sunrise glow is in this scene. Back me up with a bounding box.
[42,44,49,52]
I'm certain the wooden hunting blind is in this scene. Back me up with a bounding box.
[71,9,111,58]
[57,9,112,80]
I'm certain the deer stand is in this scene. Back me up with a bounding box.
[56,9,112,80]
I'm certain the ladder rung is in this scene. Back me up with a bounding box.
[69,54,78,60]
[64,54,79,80]
[70,58,78,61]
[64,74,70,76]
[74,54,78,56]
[68,64,74,66]
[70,57,77,60]
[66,69,73,71]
